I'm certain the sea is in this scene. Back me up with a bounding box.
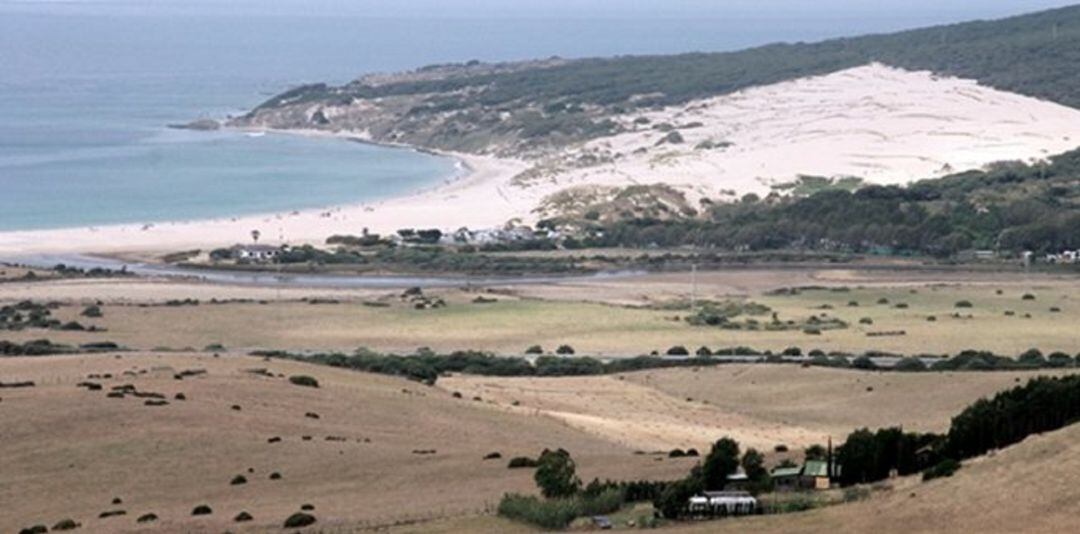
[0,0,1071,231]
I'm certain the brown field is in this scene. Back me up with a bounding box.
[0,353,686,533]
[2,266,1079,532]
[441,365,1080,452]
[2,267,1078,356]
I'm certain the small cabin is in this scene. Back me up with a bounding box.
[770,466,802,491]
[800,460,833,490]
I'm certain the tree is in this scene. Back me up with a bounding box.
[742,448,772,494]
[534,449,581,498]
[251,229,261,243]
[702,437,740,490]
[804,444,827,461]
[654,466,703,519]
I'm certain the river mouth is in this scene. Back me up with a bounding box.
[3,253,643,289]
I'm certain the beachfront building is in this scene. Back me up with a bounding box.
[233,244,281,263]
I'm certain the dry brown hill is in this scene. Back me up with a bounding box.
[0,353,685,533]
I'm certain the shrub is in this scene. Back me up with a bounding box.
[859,317,873,325]
[81,305,103,318]
[1048,352,1073,368]
[230,475,247,485]
[803,327,821,335]
[1017,348,1046,366]
[234,511,253,522]
[508,456,538,469]
[666,345,689,356]
[774,444,789,453]
[1022,293,1036,300]
[269,472,282,480]
[781,347,802,356]
[191,505,212,516]
[136,513,157,523]
[954,300,973,308]
[283,512,317,528]
[696,346,713,356]
[894,357,927,372]
[851,355,877,370]
[98,510,125,518]
[525,345,543,354]
[877,298,889,305]
[301,504,315,511]
[579,487,625,516]
[288,375,320,388]
[1049,306,1061,313]
[497,493,580,530]
[894,303,909,309]
[19,526,48,534]
[555,345,575,355]
[52,519,80,531]
[668,448,686,458]
[484,452,503,460]
[922,459,961,481]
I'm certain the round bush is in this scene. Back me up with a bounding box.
[954,300,973,308]
[1022,293,1036,300]
[288,375,320,388]
[191,505,212,516]
[52,519,80,531]
[136,513,157,523]
[555,345,575,355]
[230,475,247,485]
[666,345,689,356]
[524,345,543,354]
[234,511,253,522]
[283,512,317,528]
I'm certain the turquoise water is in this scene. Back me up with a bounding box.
[1,2,1071,231]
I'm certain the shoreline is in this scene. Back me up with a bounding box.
[0,128,530,257]
[6,64,1080,259]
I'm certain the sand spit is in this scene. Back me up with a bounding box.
[3,63,1079,256]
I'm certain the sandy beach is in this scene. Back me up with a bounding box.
[3,63,1079,257]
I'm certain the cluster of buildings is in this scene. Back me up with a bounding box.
[1044,250,1080,264]
[688,459,839,518]
[445,225,555,246]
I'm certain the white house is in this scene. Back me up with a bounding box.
[233,244,281,262]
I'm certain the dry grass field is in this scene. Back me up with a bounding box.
[2,266,1078,532]
[0,353,686,533]
[1,269,1077,356]
[441,365,1080,452]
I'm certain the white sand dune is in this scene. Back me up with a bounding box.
[3,63,1079,255]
